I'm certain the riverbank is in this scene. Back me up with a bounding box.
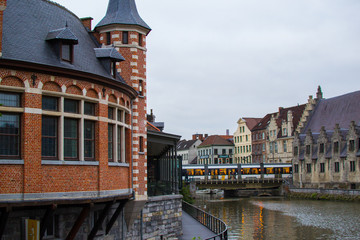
[287,188,360,202]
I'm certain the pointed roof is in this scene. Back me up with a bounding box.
[96,0,151,31]
[243,117,262,130]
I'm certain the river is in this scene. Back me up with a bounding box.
[194,194,360,240]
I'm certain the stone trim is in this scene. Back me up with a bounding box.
[0,159,24,165]
[41,160,99,166]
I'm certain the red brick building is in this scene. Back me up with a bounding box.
[0,0,158,239]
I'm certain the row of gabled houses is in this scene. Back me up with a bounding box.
[180,87,360,190]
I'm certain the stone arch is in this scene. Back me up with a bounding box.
[66,85,82,95]
[108,94,117,104]
[42,81,61,92]
[86,89,98,99]
[120,97,125,106]
[0,76,25,88]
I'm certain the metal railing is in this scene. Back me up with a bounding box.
[182,201,228,240]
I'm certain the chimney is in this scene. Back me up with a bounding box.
[226,129,229,136]
[0,0,7,57]
[80,17,93,31]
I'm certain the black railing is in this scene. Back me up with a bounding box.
[182,201,228,240]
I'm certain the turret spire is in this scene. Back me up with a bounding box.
[96,0,151,32]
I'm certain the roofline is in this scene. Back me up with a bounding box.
[0,59,138,99]
[147,129,181,140]
[95,23,151,36]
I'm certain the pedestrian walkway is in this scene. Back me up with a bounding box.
[180,211,216,240]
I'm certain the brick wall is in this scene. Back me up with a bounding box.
[0,68,134,196]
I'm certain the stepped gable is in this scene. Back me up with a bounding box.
[303,90,360,133]
[277,104,306,137]
[2,0,126,83]
[96,0,151,31]
[199,135,233,147]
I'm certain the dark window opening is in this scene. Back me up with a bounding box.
[64,118,78,159]
[42,116,58,159]
[139,80,143,96]
[122,31,128,44]
[334,141,339,153]
[84,120,95,160]
[138,33,143,46]
[84,102,95,116]
[108,107,114,120]
[106,32,111,45]
[319,143,324,153]
[334,162,340,172]
[64,99,79,113]
[294,164,299,173]
[306,145,311,155]
[61,42,73,62]
[349,140,355,152]
[108,124,114,161]
[306,164,311,173]
[139,136,144,153]
[350,161,356,172]
[0,114,20,158]
[117,126,122,162]
[117,110,123,122]
[320,163,325,173]
[110,61,117,78]
[42,96,58,111]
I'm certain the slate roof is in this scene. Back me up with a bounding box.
[2,0,126,83]
[94,48,125,61]
[252,114,272,131]
[96,0,151,31]
[177,140,199,151]
[198,135,234,148]
[303,90,360,133]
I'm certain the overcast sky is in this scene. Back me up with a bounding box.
[54,0,360,140]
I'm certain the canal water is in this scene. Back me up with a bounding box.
[194,194,360,240]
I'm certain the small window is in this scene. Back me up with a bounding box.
[349,140,355,152]
[64,99,79,113]
[334,162,340,172]
[319,143,324,154]
[84,102,95,116]
[117,126,122,162]
[214,149,218,155]
[139,136,144,153]
[294,146,298,156]
[307,164,311,173]
[320,163,325,173]
[283,140,287,152]
[138,33,143,46]
[294,164,299,173]
[110,61,117,78]
[42,96,58,111]
[122,31,128,44]
[108,107,114,120]
[0,92,20,107]
[334,141,339,153]
[350,161,356,172]
[139,80,143,96]
[106,32,111,45]
[61,43,73,62]
[306,145,311,155]
[222,149,226,154]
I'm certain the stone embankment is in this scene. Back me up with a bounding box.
[287,188,360,201]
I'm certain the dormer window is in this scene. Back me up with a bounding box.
[110,61,117,78]
[46,27,78,64]
[94,47,125,79]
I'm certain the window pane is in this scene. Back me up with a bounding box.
[0,92,20,107]
[108,107,114,119]
[42,96,58,111]
[84,102,95,116]
[117,110,123,122]
[84,120,95,159]
[0,114,20,156]
[64,99,79,113]
[61,44,71,61]
[42,116,57,157]
[117,126,122,161]
[64,118,78,159]
[108,124,113,160]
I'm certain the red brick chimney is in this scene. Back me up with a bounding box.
[80,17,93,31]
[0,0,7,57]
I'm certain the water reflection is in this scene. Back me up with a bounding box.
[195,194,360,240]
